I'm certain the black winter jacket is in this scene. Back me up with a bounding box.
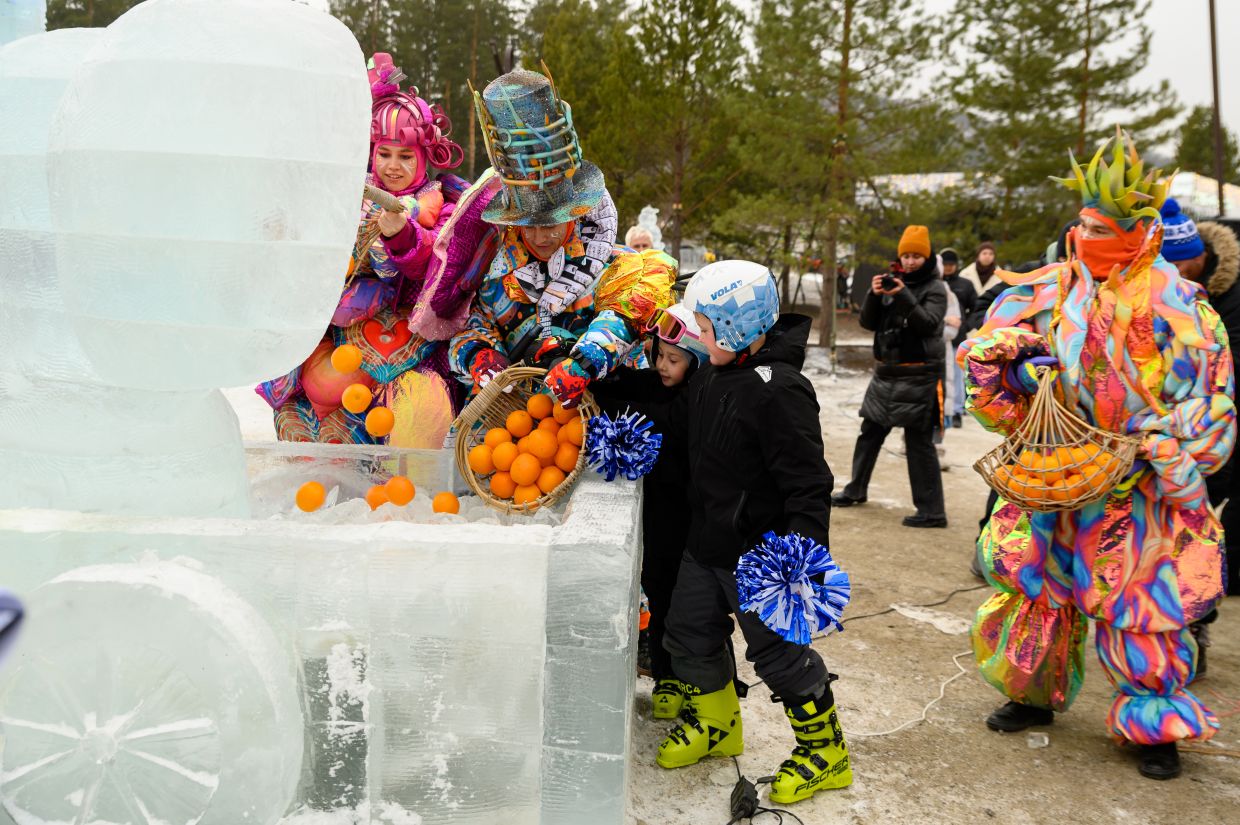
[674,315,834,569]
[590,360,691,562]
[943,273,977,348]
[857,259,947,429]
[1197,221,1240,508]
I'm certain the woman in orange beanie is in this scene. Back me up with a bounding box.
[832,224,949,527]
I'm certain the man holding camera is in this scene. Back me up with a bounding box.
[832,225,949,527]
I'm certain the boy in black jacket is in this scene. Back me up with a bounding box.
[591,304,712,720]
[656,261,851,805]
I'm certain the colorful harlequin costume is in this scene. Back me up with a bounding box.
[958,131,1235,755]
[448,68,672,406]
[256,54,472,447]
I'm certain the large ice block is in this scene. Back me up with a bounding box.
[49,0,371,391]
[0,0,371,518]
[0,27,102,380]
[0,27,251,517]
[0,446,643,824]
[0,1,43,46]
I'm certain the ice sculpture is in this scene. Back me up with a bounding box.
[0,0,369,517]
[0,0,44,46]
[637,205,664,251]
[0,448,642,825]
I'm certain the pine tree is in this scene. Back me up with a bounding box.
[519,1,637,214]
[330,1,519,181]
[627,0,745,260]
[1063,0,1179,156]
[1176,104,1240,185]
[944,0,1178,263]
[711,0,835,303]
[943,0,1084,263]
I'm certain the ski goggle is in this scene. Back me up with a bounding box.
[645,308,689,345]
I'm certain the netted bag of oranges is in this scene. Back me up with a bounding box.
[974,366,1139,512]
[452,366,597,512]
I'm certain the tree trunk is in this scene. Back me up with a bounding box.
[467,5,480,179]
[779,223,792,306]
[369,0,381,56]
[1076,0,1092,156]
[670,134,685,262]
[817,0,853,372]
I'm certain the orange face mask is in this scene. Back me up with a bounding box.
[1071,208,1146,280]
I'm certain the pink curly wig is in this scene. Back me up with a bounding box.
[367,53,463,172]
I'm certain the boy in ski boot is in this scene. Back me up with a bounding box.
[656,260,852,804]
[592,303,712,720]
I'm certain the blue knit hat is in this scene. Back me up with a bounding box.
[1159,198,1206,262]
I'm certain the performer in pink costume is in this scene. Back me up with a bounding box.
[256,53,471,447]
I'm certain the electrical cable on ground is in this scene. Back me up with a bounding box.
[847,650,973,738]
[840,583,986,738]
[723,756,807,825]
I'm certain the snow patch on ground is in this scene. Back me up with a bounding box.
[890,603,972,635]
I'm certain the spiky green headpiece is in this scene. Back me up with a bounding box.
[1050,126,1176,230]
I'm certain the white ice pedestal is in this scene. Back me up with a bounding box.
[0,444,641,825]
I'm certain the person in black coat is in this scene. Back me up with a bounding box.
[833,225,948,527]
[590,304,711,720]
[1158,202,1240,676]
[941,248,977,428]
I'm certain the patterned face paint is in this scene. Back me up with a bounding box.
[959,218,1235,744]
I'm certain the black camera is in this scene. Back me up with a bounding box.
[880,274,897,291]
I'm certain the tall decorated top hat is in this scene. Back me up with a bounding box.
[474,66,606,227]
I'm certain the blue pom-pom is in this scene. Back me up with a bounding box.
[736,531,850,645]
[585,410,663,482]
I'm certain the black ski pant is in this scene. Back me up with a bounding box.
[663,553,829,703]
[642,540,682,682]
[842,418,945,519]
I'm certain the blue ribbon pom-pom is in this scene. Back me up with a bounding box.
[585,410,663,481]
[736,531,850,645]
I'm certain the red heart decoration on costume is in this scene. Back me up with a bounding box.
[362,317,413,358]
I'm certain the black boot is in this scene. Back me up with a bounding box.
[969,548,985,580]
[1137,742,1181,780]
[902,513,948,528]
[636,628,652,678]
[985,701,1053,732]
[951,414,963,428]
[831,492,866,507]
[1189,620,1210,680]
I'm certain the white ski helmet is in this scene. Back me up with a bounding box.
[682,260,780,352]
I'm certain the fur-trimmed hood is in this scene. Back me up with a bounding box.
[1200,221,1240,297]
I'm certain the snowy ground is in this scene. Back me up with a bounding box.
[625,342,1240,824]
[225,337,1240,825]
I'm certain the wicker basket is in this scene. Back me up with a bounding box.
[973,366,1140,512]
[451,365,599,514]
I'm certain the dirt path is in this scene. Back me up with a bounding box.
[627,350,1240,824]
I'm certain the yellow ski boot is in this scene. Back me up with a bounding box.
[656,681,743,768]
[651,678,685,720]
[768,698,852,804]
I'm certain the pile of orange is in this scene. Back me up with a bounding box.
[993,444,1122,504]
[466,394,584,508]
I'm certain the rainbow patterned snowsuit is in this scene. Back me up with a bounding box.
[958,225,1235,745]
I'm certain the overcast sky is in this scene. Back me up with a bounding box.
[922,0,1239,139]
